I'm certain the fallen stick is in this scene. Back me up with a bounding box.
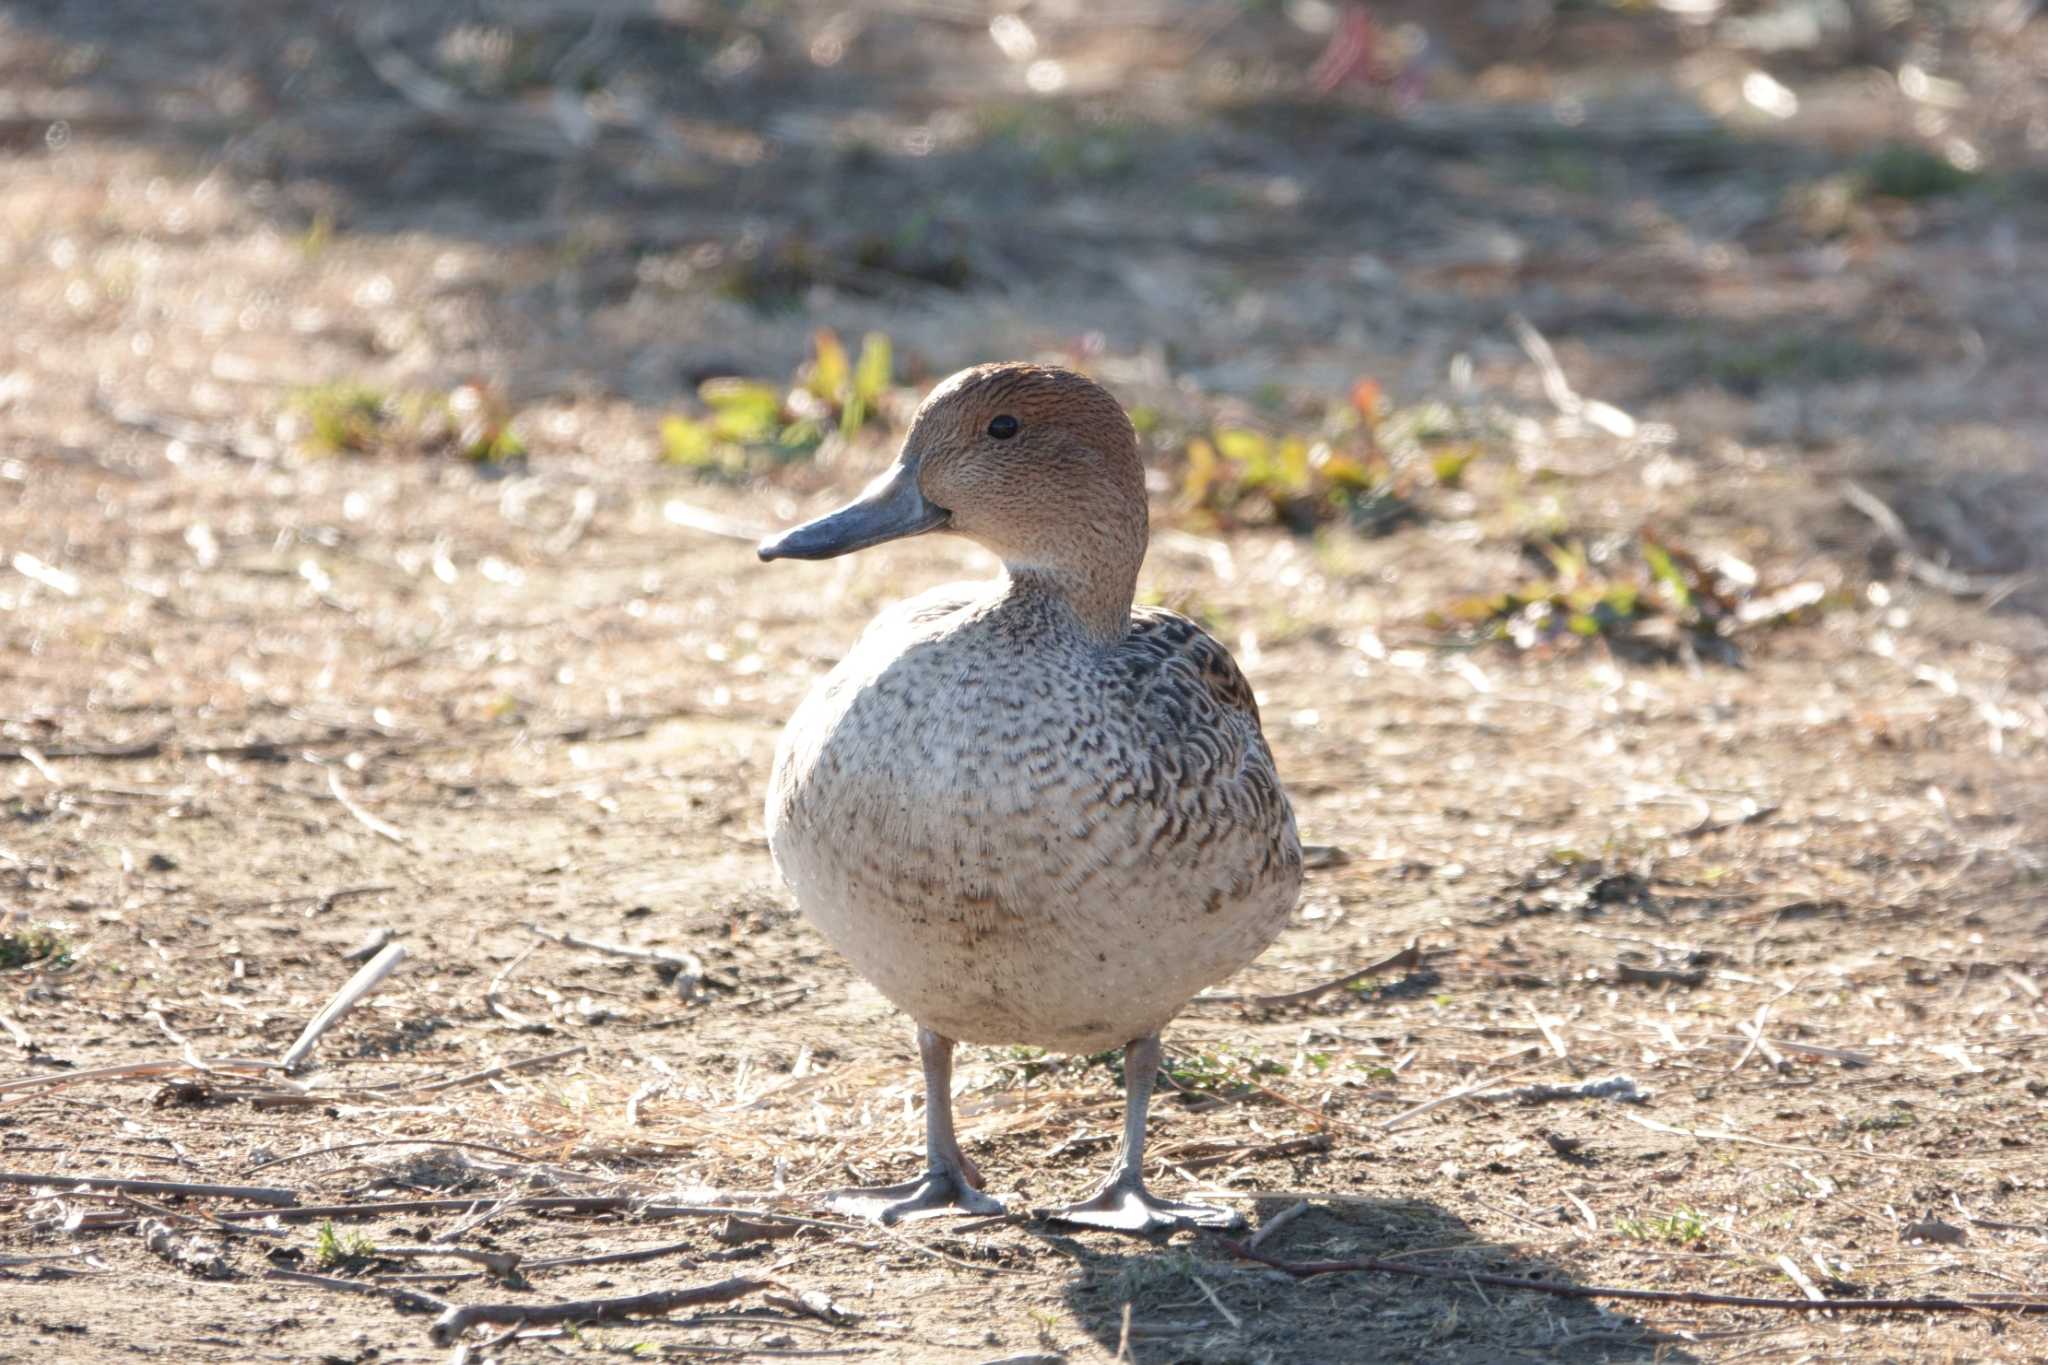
[0,1251,96,1269]
[1379,1049,1546,1129]
[280,943,408,1072]
[265,1266,451,1316]
[74,1195,848,1230]
[525,922,699,971]
[326,769,415,848]
[410,1044,586,1095]
[1246,1200,1311,1252]
[1507,312,1637,438]
[112,1189,290,1240]
[1841,481,2033,599]
[1736,1019,1790,1073]
[1775,1254,1827,1303]
[1165,1134,1332,1171]
[0,1057,277,1095]
[428,1276,771,1346]
[521,1238,702,1272]
[484,941,546,1032]
[0,1010,33,1049]
[0,1171,299,1205]
[1223,1239,2048,1315]
[1201,941,1422,1008]
[1527,1006,1570,1061]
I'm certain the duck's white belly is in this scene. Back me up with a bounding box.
[765,588,1300,1053]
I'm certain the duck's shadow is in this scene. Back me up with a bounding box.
[1034,1196,1700,1364]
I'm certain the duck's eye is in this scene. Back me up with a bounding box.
[986,414,1020,440]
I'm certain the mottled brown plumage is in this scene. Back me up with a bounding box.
[758,363,1301,1231]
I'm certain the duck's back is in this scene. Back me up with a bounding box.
[767,584,1301,1052]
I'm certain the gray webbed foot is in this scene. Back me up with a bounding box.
[824,1026,1005,1224]
[1042,1032,1247,1234]
[825,1167,1007,1224]
[1046,1179,1244,1233]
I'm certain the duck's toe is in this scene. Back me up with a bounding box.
[823,1170,1007,1224]
[1044,1183,1245,1234]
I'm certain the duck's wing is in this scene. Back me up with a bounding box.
[1114,606,1298,861]
[1121,605,1263,725]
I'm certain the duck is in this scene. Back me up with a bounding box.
[758,362,1302,1232]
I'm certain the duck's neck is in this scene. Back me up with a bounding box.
[1004,562,1138,644]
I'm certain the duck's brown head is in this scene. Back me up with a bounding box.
[758,363,1147,638]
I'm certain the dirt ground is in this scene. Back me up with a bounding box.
[3,3,2047,1362]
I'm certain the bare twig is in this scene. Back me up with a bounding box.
[1200,940,1422,1007]
[112,1190,286,1240]
[0,1056,276,1095]
[1507,313,1637,438]
[1247,1200,1311,1251]
[525,923,698,971]
[265,1266,452,1316]
[427,1276,771,1346]
[1189,1275,1241,1330]
[1379,1049,1545,1129]
[0,1010,33,1050]
[1528,1006,1570,1061]
[280,943,409,1072]
[1776,1254,1827,1303]
[73,1196,846,1234]
[1842,481,2035,599]
[626,1077,669,1127]
[0,1252,96,1269]
[1679,802,1781,839]
[1737,1018,1790,1073]
[1764,1038,1872,1066]
[545,486,599,555]
[0,1171,298,1205]
[1165,1134,1331,1171]
[762,1288,855,1326]
[410,1044,587,1095]
[347,17,466,116]
[341,927,394,965]
[326,769,416,848]
[484,942,546,1032]
[522,1239,702,1272]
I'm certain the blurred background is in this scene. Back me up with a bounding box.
[4,0,2045,602]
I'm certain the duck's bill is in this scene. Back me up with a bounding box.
[757,459,950,561]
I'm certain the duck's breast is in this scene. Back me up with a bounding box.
[767,591,1301,1052]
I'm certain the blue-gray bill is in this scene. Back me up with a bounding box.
[757,458,949,562]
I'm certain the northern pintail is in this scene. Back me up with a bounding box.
[759,362,1302,1231]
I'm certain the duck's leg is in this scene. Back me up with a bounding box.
[1047,1034,1245,1233]
[823,1026,1006,1223]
